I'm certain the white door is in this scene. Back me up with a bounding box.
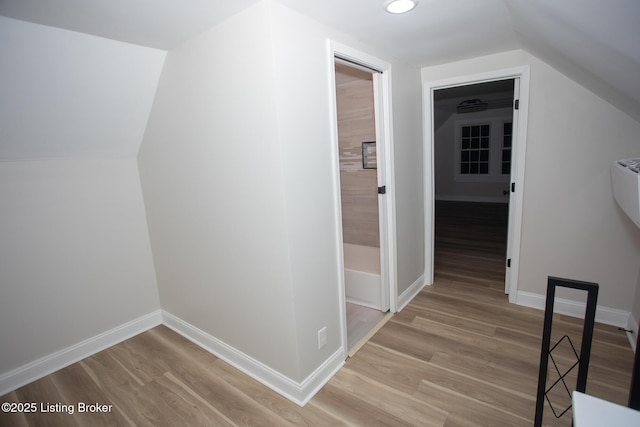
[372,71,391,312]
[504,77,520,294]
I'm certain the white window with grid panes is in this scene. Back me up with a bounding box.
[501,121,512,175]
[454,117,512,182]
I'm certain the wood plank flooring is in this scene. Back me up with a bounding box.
[1,200,635,426]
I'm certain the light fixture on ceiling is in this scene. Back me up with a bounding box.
[385,0,418,14]
[456,99,488,113]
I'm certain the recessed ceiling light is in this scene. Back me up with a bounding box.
[385,0,418,14]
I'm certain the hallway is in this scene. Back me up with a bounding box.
[1,201,634,426]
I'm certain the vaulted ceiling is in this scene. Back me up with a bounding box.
[1,0,639,122]
[0,0,260,50]
[278,0,640,122]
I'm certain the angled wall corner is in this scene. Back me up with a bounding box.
[137,1,303,384]
[0,17,163,386]
[0,16,166,161]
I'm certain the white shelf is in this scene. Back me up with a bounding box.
[573,391,640,426]
[611,159,640,228]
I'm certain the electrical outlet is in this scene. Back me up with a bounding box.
[317,327,327,349]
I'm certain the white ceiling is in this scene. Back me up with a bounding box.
[279,0,519,67]
[277,0,640,120]
[0,0,261,50]
[1,0,639,120]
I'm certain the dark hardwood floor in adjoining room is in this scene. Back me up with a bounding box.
[434,200,509,289]
[1,201,634,426]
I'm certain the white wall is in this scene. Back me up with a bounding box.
[0,0,425,400]
[269,3,346,380]
[422,50,640,318]
[0,159,160,375]
[138,0,425,394]
[391,64,425,296]
[264,1,424,375]
[138,2,302,381]
[0,16,164,388]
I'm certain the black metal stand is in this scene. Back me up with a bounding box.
[534,276,599,427]
[630,322,640,410]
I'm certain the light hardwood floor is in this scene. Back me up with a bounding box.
[1,201,635,426]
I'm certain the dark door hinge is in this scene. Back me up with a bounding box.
[511,182,516,192]
[514,99,519,110]
[378,186,386,195]
[507,258,511,268]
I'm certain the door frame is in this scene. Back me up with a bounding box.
[327,41,397,359]
[423,66,530,301]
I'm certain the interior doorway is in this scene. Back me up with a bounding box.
[331,48,396,357]
[423,66,530,302]
[433,80,514,292]
[334,61,388,355]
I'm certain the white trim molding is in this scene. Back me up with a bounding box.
[397,274,427,312]
[161,311,345,407]
[327,39,398,356]
[516,291,632,332]
[423,65,531,300]
[0,310,162,396]
[0,309,345,406]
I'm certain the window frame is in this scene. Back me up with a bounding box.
[501,119,513,176]
[453,116,512,183]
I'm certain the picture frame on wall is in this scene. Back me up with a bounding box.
[362,141,377,169]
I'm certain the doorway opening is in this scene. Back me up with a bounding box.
[330,46,397,358]
[334,61,389,355]
[433,80,514,293]
[423,66,530,302]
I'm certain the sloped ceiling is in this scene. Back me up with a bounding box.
[0,0,261,50]
[2,0,638,75]
[0,16,166,161]
[0,0,265,161]
[505,0,640,123]
[0,0,638,160]
[277,0,640,121]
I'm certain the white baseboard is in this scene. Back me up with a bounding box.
[0,309,344,406]
[0,310,162,396]
[515,291,632,330]
[161,310,344,406]
[397,274,427,312]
